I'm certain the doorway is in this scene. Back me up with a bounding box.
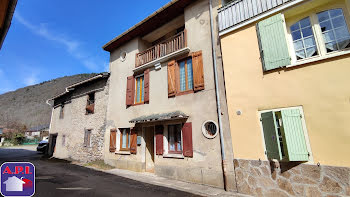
[144,127,155,172]
[48,134,57,156]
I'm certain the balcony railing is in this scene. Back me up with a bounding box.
[135,30,187,67]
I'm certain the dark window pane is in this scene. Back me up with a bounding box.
[332,16,346,28]
[300,17,311,28]
[320,20,332,32]
[334,26,350,39]
[302,27,313,38]
[292,30,302,40]
[330,9,343,18]
[318,11,329,22]
[290,23,299,32]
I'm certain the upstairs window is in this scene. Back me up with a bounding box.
[59,104,64,119]
[257,8,350,71]
[86,92,95,115]
[179,58,193,92]
[317,9,350,52]
[135,75,144,104]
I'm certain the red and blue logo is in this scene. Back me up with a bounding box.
[0,162,35,197]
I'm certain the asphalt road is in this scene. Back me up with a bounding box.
[0,146,201,197]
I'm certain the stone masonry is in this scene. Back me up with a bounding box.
[234,159,350,197]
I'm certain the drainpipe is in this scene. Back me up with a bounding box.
[208,0,228,191]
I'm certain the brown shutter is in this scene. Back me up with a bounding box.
[126,76,135,106]
[109,129,117,152]
[130,128,137,154]
[144,69,150,103]
[192,51,204,91]
[155,125,164,155]
[167,60,176,97]
[182,122,193,157]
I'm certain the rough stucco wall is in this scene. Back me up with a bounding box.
[50,79,109,163]
[104,0,236,190]
[220,8,350,167]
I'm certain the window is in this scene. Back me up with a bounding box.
[168,124,182,154]
[120,128,131,151]
[290,17,318,60]
[59,104,64,119]
[257,8,350,71]
[260,107,310,162]
[62,135,66,146]
[86,92,95,114]
[317,9,350,52]
[134,75,144,104]
[179,58,193,92]
[84,130,91,147]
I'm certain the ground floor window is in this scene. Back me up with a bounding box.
[168,124,182,154]
[120,128,131,151]
[84,130,91,147]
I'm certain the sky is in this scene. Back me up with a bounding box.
[0,0,170,94]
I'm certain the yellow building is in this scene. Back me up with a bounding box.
[218,0,350,196]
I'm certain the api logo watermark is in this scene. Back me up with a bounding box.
[0,162,35,197]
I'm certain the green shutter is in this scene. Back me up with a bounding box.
[261,111,282,160]
[281,109,309,161]
[257,14,291,71]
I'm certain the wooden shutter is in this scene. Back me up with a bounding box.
[109,129,117,152]
[126,76,135,106]
[130,128,137,154]
[192,51,204,91]
[155,125,164,155]
[261,112,282,160]
[83,130,88,147]
[167,60,176,97]
[144,69,150,103]
[182,122,193,157]
[257,14,291,71]
[281,109,309,161]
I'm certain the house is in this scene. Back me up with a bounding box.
[3,176,25,192]
[46,73,109,163]
[25,124,49,140]
[102,0,235,190]
[218,0,350,196]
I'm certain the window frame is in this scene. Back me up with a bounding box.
[258,106,313,163]
[285,6,350,66]
[84,129,92,147]
[134,74,144,105]
[175,57,194,96]
[59,104,64,119]
[167,124,183,154]
[86,92,95,115]
[119,128,131,151]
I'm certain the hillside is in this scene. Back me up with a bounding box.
[0,73,98,128]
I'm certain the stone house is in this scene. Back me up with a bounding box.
[47,73,109,163]
[102,0,235,190]
[25,124,49,140]
[218,0,350,196]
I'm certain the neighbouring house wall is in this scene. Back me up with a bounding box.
[50,78,109,163]
[104,0,236,190]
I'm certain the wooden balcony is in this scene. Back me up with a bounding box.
[135,30,187,68]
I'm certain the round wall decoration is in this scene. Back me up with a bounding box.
[202,120,218,139]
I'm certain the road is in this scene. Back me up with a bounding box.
[0,146,201,197]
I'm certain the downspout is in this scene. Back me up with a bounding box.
[209,0,228,191]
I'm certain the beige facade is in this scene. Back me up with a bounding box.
[103,0,235,190]
[49,76,109,163]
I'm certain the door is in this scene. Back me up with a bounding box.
[48,134,57,156]
[144,127,155,172]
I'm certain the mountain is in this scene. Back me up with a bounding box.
[0,73,98,129]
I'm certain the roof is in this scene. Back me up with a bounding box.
[47,72,109,103]
[129,111,188,123]
[27,124,50,132]
[102,0,195,52]
[0,0,17,50]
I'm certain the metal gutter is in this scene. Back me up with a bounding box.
[209,0,228,191]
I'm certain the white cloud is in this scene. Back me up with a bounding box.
[23,75,39,86]
[14,13,102,72]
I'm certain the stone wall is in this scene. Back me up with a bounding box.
[234,159,350,197]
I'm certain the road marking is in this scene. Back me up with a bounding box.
[56,187,92,191]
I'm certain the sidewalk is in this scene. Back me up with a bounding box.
[86,166,249,197]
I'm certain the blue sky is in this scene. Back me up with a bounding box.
[0,0,170,94]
